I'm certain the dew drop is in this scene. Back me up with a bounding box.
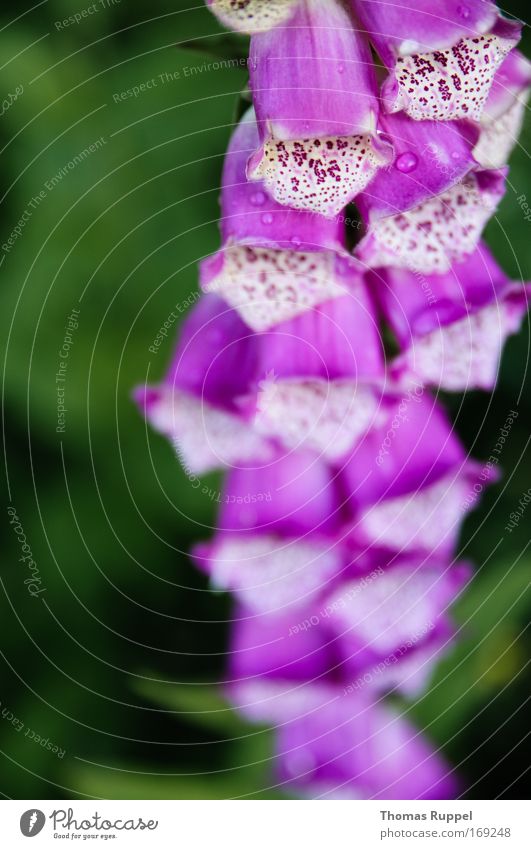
[457,4,470,19]
[338,63,345,74]
[250,191,266,206]
[261,212,274,225]
[395,151,419,173]
[291,236,302,248]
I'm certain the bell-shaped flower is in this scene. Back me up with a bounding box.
[356,168,507,274]
[322,557,471,697]
[230,680,459,799]
[340,394,494,557]
[133,295,273,474]
[247,0,391,217]
[370,243,531,391]
[192,451,344,613]
[352,0,521,122]
[200,109,351,330]
[244,289,387,462]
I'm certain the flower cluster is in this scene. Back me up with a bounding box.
[135,0,530,799]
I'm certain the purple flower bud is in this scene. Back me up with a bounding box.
[247,0,391,216]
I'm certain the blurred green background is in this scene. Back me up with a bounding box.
[0,0,529,800]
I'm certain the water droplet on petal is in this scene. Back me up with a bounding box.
[395,152,419,173]
[250,191,266,206]
[261,212,274,225]
[291,236,302,248]
[338,63,345,74]
[457,4,470,19]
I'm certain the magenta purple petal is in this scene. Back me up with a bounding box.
[352,0,498,67]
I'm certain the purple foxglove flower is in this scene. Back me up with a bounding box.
[353,0,522,123]
[352,463,489,557]
[245,291,387,462]
[323,558,471,696]
[340,394,492,556]
[275,692,460,799]
[474,50,531,168]
[356,168,507,273]
[133,295,273,474]
[228,602,333,681]
[201,109,352,330]
[352,0,499,68]
[357,111,479,222]
[192,451,343,612]
[247,0,391,217]
[205,0,300,34]
[231,681,459,799]
[371,243,531,391]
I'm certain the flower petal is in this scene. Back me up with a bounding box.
[275,690,460,799]
[355,467,484,556]
[474,51,531,168]
[196,534,342,613]
[370,243,531,390]
[250,0,379,139]
[352,0,498,66]
[254,378,383,462]
[228,603,332,680]
[357,170,506,273]
[255,286,385,380]
[323,561,469,689]
[218,451,341,537]
[248,0,389,216]
[134,386,272,474]
[395,294,530,391]
[249,134,390,218]
[382,19,521,122]
[207,0,300,34]
[357,111,478,221]
[201,245,349,331]
[219,108,346,253]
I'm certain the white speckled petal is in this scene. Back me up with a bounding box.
[474,96,528,168]
[254,378,382,461]
[358,475,471,554]
[249,135,389,218]
[357,173,504,274]
[145,388,272,475]
[385,33,516,121]
[208,0,299,33]
[207,535,342,613]
[202,245,347,331]
[396,301,519,391]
